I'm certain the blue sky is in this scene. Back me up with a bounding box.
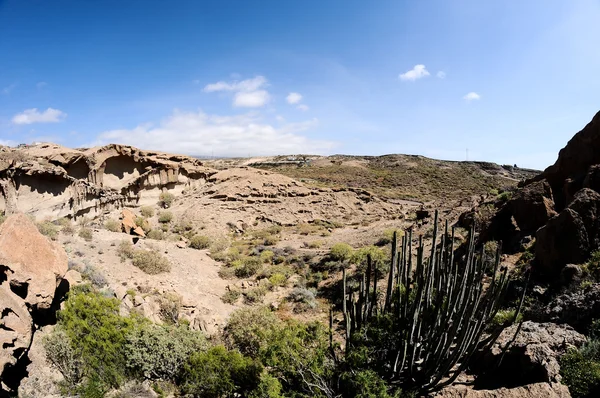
[1,0,599,169]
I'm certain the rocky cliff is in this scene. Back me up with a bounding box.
[0,143,214,221]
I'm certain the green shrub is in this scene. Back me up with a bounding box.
[140,206,154,218]
[260,250,274,263]
[79,228,93,242]
[560,346,600,398]
[104,219,121,233]
[37,221,59,240]
[588,250,600,280]
[147,229,165,240]
[124,323,207,381]
[43,329,84,386]
[329,243,353,262]
[234,257,262,278]
[190,235,211,250]
[268,273,287,287]
[158,211,173,223]
[307,240,323,249]
[117,240,135,262]
[490,309,523,329]
[51,289,136,390]
[158,192,175,208]
[497,191,513,203]
[218,266,237,279]
[223,307,280,357]
[221,289,242,304]
[351,245,389,274]
[249,373,283,398]
[287,287,317,312]
[244,287,267,304]
[180,345,263,397]
[157,292,182,324]
[263,235,279,246]
[132,250,171,274]
[340,369,407,398]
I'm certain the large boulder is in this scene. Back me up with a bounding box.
[435,382,571,398]
[536,189,600,276]
[0,213,68,310]
[475,322,585,387]
[509,180,557,232]
[535,283,600,332]
[0,284,32,372]
[121,208,146,237]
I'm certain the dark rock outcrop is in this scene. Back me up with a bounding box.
[536,189,600,276]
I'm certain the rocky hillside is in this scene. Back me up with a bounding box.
[207,154,539,202]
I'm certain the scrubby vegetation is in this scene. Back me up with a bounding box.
[560,339,600,397]
[37,220,59,240]
[158,192,175,208]
[132,249,171,274]
[78,227,93,242]
[104,218,121,233]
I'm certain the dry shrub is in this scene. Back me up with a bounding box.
[132,250,171,274]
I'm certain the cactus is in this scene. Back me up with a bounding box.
[339,210,515,394]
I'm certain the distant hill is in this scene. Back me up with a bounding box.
[204,154,540,202]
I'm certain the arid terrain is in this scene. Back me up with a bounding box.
[2,111,600,397]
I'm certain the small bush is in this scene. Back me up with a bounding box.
[223,307,280,357]
[125,323,207,381]
[190,235,211,250]
[37,221,59,240]
[497,191,513,203]
[306,240,323,249]
[329,243,353,262]
[157,292,182,324]
[560,346,600,398]
[588,250,600,281]
[43,329,84,386]
[490,309,523,329]
[132,250,171,274]
[81,265,108,287]
[158,211,173,223]
[79,228,93,242]
[262,234,279,246]
[180,345,263,397]
[287,287,317,312]
[147,229,165,240]
[260,250,274,263]
[104,219,121,233]
[158,192,175,208]
[140,206,154,218]
[219,266,237,279]
[268,273,287,287]
[234,257,262,278]
[221,290,242,304]
[244,287,267,304]
[117,240,135,262]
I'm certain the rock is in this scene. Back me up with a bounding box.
[176,241,187,249]
[476,322,585,387]
[536,189,600,276]
[121,208,146,237]
[434,382,571,398]
[536,283,600,331]
[560,264,583,286]
[509,180,557,232]
[63,269,82,286]
[0,213,68,310]
[0,284,32,372]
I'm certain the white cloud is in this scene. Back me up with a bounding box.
[436,71,446,79]
[233,90,270,108]
[203,76,270,108]
[297,104,309,111]
[12,108,67,125]
[93,109,335,157]
[463,92,481,101]
[203,76,267,93]
[286,92,303,104]
[399,65,430,81]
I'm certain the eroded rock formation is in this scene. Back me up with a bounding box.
[0,213,68,393]
[0,143,214,221]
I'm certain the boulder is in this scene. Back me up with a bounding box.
[476,322,585,387]
[434,382,571,398]
[536,283,600,332]
[0,284,32,372]
[0,213,68,310]
[121,208,146,237]
[509,180,557,232]
[535,189,600,276]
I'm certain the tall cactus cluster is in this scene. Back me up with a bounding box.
[340,210,510,394]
